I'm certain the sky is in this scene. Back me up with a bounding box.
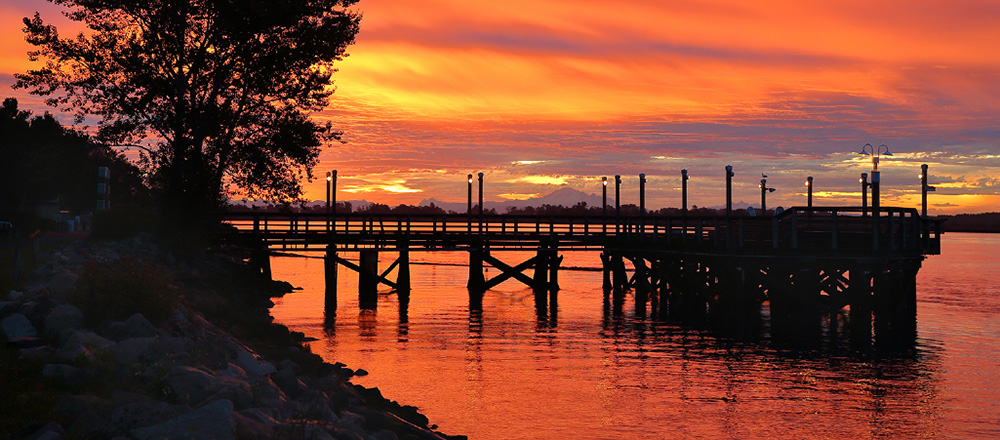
[3,0,999,213]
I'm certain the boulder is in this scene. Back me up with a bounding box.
[270,367,308,398]
[46,271,79,298]
[44,304,85,336]
[101,313,159,341]
[132,399,236,440]
[107,401,187,437]
[234,348,277,376]
[109,337,155,366]
[162,366,252,408]
[41,364,97,387]
[1,313,38,340]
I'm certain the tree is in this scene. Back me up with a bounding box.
[16,0,361,248]
[1,97,148,215]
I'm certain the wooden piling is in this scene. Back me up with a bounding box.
[397,248,411,300]
[324,245,338,312]
[359,250,379,309]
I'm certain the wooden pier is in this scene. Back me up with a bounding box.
[220,206,942,347]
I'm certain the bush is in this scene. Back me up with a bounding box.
[90,204,159,241]
[73,258,177,325]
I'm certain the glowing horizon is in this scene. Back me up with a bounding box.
[2,0,998,213]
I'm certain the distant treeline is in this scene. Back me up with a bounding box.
[935,212,1000,233]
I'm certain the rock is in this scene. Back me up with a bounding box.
[101,313,158,341]
[0,300,16,317]
[53,395,111,421]
[44,305,84,336]
[107,401,187,437]
[270,367,307,398]
[67,411,104,439]
[46,271,79,298]
[132,399,236,440]
[162,366,252,408]
[335,411,368,438]
[18,345,55,361]
[7,336,46,349]
[276,359,302,374]
[219,363,248,380]
[373,429,400,440]
[234,348,277,376]
[9,290,24,300]
[329,428,366,440]
[2,313,38,340]
[41,364,97,387]
[63,330,115,350]
[354,368,369,376]
[249,377,287,406]
[28,423,65,440]
[233,411,275,440]
[109,337,155,366]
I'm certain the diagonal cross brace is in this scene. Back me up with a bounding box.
[482,254,539,290]
[332,254,398,290]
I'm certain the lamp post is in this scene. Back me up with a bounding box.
[858,143,892,215]
[805,176,813,208]
[602,177,608,233]
[467,174,473,232]
[681,169,689,216]
[614,175,621,234]
[725,165,734,216]
[860,172,869,217]
[326,171,332,232]
[759,176,775,212]
[477,173,484,216]
[919,164,935,246]
[330,170,337,234]
[467,174,474,213]
[639,173,647,235]
[919,164,935,218]
[858,143,892,249]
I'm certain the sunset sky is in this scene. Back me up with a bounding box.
[3,0,999,213]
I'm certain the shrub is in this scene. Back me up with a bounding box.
[90,204,159,241]
[74,258,177,325]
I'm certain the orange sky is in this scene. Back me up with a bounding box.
[3,0,999,213]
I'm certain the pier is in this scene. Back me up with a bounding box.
[221,205,942,346]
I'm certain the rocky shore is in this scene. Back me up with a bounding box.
[1,234,463,440]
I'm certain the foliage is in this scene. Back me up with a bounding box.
[15,0,361,248]
[73,257,177,325]
[0,98,149,213]
[90,204,160,240]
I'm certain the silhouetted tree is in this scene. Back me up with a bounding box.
[16,0,360,249]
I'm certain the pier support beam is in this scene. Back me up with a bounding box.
[324,245,338,312]
[359,250,379,309]
[468,248,485,309]
[397,248,411,301]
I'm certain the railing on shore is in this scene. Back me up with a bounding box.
[220,206,942,256]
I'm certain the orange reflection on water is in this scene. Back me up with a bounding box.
[270,235,999,439]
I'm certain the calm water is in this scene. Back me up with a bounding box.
[270,232,1000,439]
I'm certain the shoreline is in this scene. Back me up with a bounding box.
[1,234,464,439]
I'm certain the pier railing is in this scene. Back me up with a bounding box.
[220,206,941,256]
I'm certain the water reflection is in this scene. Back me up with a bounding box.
[267,244,993,440]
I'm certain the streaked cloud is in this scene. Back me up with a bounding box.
[2,0,998,213]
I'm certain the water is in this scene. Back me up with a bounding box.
[270,233,1000,439]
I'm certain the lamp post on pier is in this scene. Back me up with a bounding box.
[467,174,473,233]
[805,176,813,208]
[329,170,337,235]
[639,173,647,235]
[681,169,689,216]
[759,176,775,213]
[477,172,484,233]
[614,175,621,234]
[725,165,734,217]
[602,177,608,233]
[326,171,332,232]
[859,143,892,249]
[860,172,869,217]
